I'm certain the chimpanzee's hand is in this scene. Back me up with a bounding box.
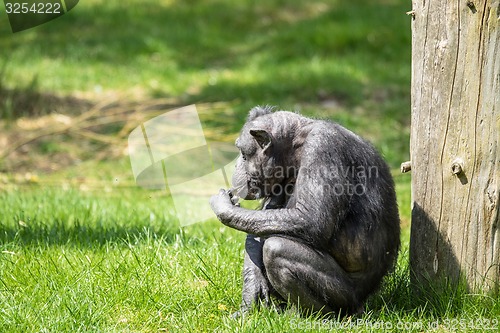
[210,189,235,218]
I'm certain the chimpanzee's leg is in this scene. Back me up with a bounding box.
[234,234,274,317]
[234,190,289,318]
[262,236,361,315]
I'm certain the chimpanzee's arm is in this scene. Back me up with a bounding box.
[215,194,313,236]
[210,182,349,245]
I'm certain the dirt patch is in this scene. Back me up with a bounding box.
[0,95,183,173]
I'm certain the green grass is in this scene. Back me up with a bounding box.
[1,180,499,332]
[1,0,498,331]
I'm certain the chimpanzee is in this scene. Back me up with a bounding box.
[210,106,400,316]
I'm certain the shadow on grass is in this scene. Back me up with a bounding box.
[0,187,187,247]
[0,219,180,248]
[0,200,225,251]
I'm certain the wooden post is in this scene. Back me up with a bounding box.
[409,0,500,292]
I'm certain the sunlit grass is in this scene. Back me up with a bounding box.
[1,181,498,332]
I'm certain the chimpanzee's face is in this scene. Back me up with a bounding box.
[231,128,283,200]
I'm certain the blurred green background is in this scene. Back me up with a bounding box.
[1,0,411,168]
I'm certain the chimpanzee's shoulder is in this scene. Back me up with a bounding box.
[303,120,384,161]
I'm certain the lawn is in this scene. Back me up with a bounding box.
[1,0,499,332]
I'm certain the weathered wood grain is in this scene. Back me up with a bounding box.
[409,0,499,292]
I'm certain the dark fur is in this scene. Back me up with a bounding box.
[210,107,400,316]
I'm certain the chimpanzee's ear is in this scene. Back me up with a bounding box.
[249,129,272,150]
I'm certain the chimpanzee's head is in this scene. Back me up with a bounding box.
[231,106,289,200]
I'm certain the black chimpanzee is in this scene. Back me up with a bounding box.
[210,106,400,317]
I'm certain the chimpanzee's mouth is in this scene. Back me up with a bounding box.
[248,187,261,199]
[242,178,261,200]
